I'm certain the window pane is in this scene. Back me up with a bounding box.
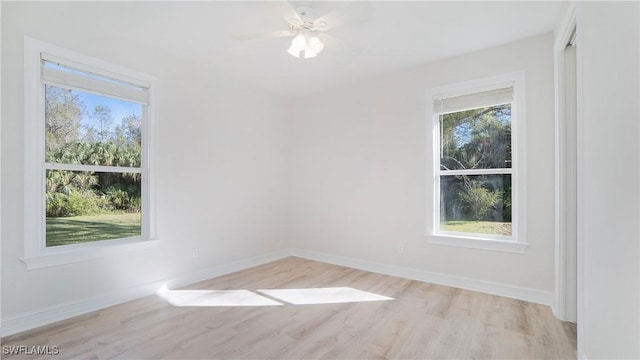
[440,104,511,171]
[45,170,142,247]
[440,174,512,236]
[45,85,142,167]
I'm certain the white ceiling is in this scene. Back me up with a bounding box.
[90,1,569,97]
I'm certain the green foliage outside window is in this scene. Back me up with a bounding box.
[439,104,512,233]
[45,85,142,218]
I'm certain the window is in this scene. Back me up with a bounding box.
[426,73,528,253]
[23,37,158,269]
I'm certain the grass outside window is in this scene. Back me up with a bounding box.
[46,212,141,247]
[441,220,512,237]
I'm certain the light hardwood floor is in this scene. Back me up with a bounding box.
[2,257,576,359]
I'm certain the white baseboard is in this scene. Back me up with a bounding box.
[290,248,554,306]
[2,247,553,337]
[0,280,166,339]
[0,249,291,337]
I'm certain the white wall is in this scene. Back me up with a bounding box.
[4,3,639,355]
[290,33,556,293]
[1,2,290,324]
[577,2,640,358]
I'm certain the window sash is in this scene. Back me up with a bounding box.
[437,103,513,173]
[433,100,514,240]
[438,168,512,176]
[40,57,148,248]
[435,173,513,239]
[44,162,142,174]
[41,90,148,247]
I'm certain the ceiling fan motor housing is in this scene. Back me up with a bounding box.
[289,6,326,32]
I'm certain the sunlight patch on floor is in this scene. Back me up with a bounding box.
[157,288,283,307]
[257,287,394,305]
[157,285,394,307]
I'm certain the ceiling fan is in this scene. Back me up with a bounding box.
[234,1,374,59]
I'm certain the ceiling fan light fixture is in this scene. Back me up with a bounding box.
[287,30,325,59]
[287,32,307,58]
[287,45,301,58]
[308,36,325,54]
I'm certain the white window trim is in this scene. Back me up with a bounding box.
[425,72,528,254]
[22,37,159,270]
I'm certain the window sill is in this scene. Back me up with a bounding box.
[426,234,529,254]
[21,238,160,270]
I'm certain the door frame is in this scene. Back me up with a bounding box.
[553,3,578,323]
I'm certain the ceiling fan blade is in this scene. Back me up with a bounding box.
[232,30,296,41]
[314,1,374,31]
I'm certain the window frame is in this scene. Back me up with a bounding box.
[425,72,529,254]
[23,37,159,270]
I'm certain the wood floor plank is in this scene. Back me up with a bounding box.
[1,257,576,359]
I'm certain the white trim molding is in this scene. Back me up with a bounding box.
[1,248,555,337]
[1,250,291,337]
[553,2,578,323]
[426,234,529,254]
[22,36,159,269]
[425,72,527,253]
[21,239,160,270]
[290,248,553,305]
